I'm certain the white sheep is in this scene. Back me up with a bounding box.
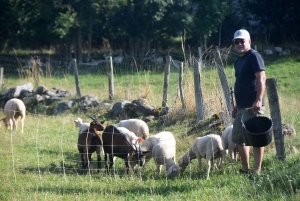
[221,125,237,172]
[141,131,182,177]
[117,126,145,145]
[118,119,149,139]
[178,134,225,180]
[74,118,90,135]
[1,98,26,133]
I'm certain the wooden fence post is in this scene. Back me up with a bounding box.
[179,62,186,109]
[162,55,171,107]
[213,48,232,124]
[73,57,81,97]
[194,60,204,121]
[108,56,114,100]
[0,67,3,87]
[266,78,286,160]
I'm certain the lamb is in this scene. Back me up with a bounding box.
[74,117,90,135]
[117,126,145,145]
[178,134,225,180]
[118,119,149,139]
[1,98,26,133]
[102,125,146,174]
[221,125,237,172]
[141,131,182,177]
[77,117,105,171]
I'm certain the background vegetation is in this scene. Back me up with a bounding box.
[0,0,299,61]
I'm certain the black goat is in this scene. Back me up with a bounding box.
[102,125,145,174]
[77,117,105,171]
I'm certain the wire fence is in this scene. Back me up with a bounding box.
[0,48,299,192]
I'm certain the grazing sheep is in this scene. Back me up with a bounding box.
[117,126,145,170]
[178,134,225,180]
[221,125,237,172]
[77,117,105,171]
[141,131,182,177]
[117,126,145,145]
[282,123,296,137]
[102,125,146,174]
[118,119,149,139]
[74,118,90,135]
[1,98,26,133]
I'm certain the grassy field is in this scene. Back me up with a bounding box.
[0,55,300,201]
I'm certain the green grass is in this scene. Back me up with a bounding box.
[0,56,300,200]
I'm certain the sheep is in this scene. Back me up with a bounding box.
[141,131,182,177]
[116,126,145,145]
[118,119,149,139]
[221,125,237,172]
[178,134,225,180]
[74,117,90,135]
[77,117,105,171]
[1,98,26,133]
[102,125,146,174]
[116,126,145,170]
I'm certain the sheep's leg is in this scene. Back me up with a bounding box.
[9,118,14,131]
[124,158,130,174]
[156,164,162,174]
[229,149,235,173]
[87,153,92,170]
[21,116,24,134]
[143,155,152,168]
[196,155,202,173]
[104,153,109,174]
[80,153,85,170]
[109,154,114,174]
[206,156,211,180]
[96,147,101,172]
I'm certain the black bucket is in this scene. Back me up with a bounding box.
[242,116,273,147]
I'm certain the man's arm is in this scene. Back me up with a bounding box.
[252,70,266,111]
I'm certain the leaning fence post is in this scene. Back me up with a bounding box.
[162,55,171,107]
[0,67,3,87]
[266,78,286,160]
[213,48,232,124]
[194,60,204,121]
[73,54,81,97]
[108,56,114,100]
[179,62,186,109]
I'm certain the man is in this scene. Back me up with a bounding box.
[231,29,266,174]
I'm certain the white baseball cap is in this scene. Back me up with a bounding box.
[233,29,250,40]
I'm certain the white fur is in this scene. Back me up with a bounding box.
[74,118,90,135]
[178,134,225,180]
[221,125,237,172]
[118,119,149,139]
[1,98,26,133]
[141,131,181,177]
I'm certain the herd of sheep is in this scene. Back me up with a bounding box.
[0,98,242,180]
[74,117,236,179]
[1,98,237,180]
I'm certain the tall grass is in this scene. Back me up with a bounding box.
[0,56,300,200]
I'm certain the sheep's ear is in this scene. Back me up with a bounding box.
[178,158,183,165]
[138,137,145,143]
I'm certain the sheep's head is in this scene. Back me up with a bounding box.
[89,117,105,132]
[178,156,190,172]
[166,164,182,177]
[131,144,146,167]
[74,118,84,127]
[1,117,10,129]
